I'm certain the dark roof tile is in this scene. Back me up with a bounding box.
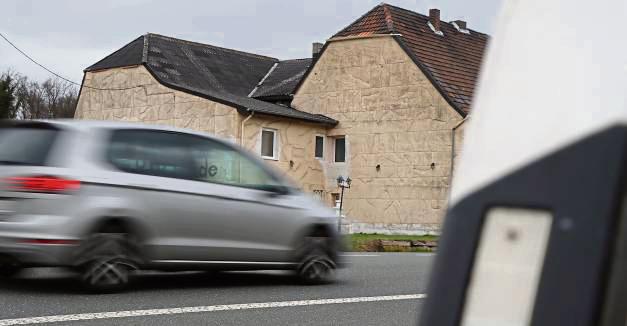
[250,58,312,99]
[85,34,336,125]
[85,36,145,71]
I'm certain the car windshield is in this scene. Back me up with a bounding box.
[0,124,60,166]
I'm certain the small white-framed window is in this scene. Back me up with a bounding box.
[261,128,278,160]
[334,137,346,163]
[314,135,325,159]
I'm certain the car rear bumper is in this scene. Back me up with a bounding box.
[0,235,79,267]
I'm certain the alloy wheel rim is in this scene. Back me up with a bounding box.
[84,258,134,286]
[302,258,333,281]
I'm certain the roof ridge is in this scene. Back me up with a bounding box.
[145,33,279,61]
[382,4,397,33]
[332,3,392,38]
[278,58,313,63]
[141,33,149,63]
[254,69,306,97]
[384,4,489,35]
[248,62,279,97]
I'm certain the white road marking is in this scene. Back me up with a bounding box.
[0,294,427,325]
[341,254,380,257]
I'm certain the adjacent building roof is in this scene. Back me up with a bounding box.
[86,35,145,72]
[333,3,489,114]
[85,34,335,125]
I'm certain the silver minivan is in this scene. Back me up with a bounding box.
[0,120,342,292]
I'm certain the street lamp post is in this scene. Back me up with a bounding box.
[336,176,352,233]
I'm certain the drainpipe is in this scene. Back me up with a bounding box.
[449,116,469,187]
[240,110,255,146]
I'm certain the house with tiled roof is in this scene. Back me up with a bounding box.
[75,3,488,234]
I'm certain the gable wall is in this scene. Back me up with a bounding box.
[75,65,241,142]
[292,35,464,233]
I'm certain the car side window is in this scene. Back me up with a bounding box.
[106,129,282,190]
[189,137,281,190]
[106,129,197,180]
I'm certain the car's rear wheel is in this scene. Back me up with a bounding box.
[296,237,336,285]
[0,263,21,278]
[74,233,139,293]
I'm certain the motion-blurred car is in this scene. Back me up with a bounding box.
[0,120,342,292]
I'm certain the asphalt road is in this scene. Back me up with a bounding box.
[0,253,434,326]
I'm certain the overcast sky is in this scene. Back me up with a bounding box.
[1,0,503,83]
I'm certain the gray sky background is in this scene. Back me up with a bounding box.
[0,0,503,84]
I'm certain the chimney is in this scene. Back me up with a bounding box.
[312,42,323,59]
[452,19,470,34]
[454,20,466,30]
[429,9,441,32]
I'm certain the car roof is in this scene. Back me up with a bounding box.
[18,119,227,142]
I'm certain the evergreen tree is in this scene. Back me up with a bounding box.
[0,73,16,119]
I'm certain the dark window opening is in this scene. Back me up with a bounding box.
[334,137,346,163]
[315,136,324,158]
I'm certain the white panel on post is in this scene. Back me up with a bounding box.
[461,208,553,326]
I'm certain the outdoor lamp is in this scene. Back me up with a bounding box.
[336,175,351,233]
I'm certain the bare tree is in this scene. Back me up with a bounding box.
[42,77,77,119]
[9,70,78,120]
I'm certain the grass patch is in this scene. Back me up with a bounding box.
[347,233,439,253]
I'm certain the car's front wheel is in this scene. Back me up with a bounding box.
[0,262,21,278]
[296,237,336,285]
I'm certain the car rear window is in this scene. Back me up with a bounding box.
[0,123,61,166]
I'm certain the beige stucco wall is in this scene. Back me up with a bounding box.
[75,65,330,193]
[452,118,468,175]
[292,35,464,231]
[75,65,241,143]
[242,115,328,193]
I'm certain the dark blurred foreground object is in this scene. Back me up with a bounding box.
[420,0,627,325]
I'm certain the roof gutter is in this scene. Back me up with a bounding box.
[140,63,336,126]
[73,73,86,118]
[326,33,403,43]
[449,116,469,195]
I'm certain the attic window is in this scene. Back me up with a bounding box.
[427,21,444,36]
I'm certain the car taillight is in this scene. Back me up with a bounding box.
[5,176,80,193]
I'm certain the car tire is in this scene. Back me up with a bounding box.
[0,264,21,278]
[74,233,139,293]
[296,237,336,285]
